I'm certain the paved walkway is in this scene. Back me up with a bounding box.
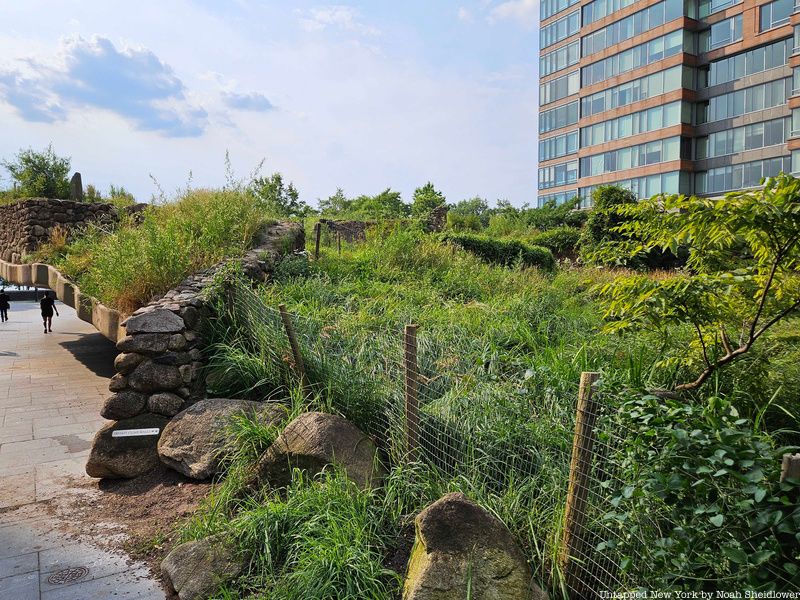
[0,300,164,599]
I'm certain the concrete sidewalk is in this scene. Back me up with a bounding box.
[0,301,164,599]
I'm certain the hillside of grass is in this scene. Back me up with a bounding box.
[30,188,277,313]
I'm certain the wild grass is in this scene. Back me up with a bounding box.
[31,188,277,313]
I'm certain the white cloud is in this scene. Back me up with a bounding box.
[489,0,539,28]
[296,6,380,36]
[457,7,474,22]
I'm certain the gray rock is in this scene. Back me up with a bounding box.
[128,360,182,392]
[125,309,185,334]
[100,390,148,420]
[116,333,171,355]
[148,392,184,416]
[168,333,187,351]
[86,413,169,479]
[251,412,382,490]
[114,352,146,374]
[152,351,191,366]
[161,534,245,600]
[402,492,544,600]
[69,173,83,201]
[108,373,128,392]
[158,398,286,479]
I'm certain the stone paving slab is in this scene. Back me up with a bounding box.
[0,301,165,599]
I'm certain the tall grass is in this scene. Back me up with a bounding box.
[33,188,276,313]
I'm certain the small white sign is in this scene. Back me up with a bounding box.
[112,428,160,438]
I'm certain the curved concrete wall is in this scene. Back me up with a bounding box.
[0,259,124,342]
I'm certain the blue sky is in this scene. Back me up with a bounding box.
[0,1,540,206]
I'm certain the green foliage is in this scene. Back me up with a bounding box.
[527,226,581,257]
[411,181,446,218]
[441,232,555,271]
[250,173,310,218]
[108,184,136,207]
[484,197,585,238]
[2,144,71,199]
[273,253,311,283]
[596,174,800,390]
[447,197,490,231]
[318,188,409,220]
[604,391,800,590]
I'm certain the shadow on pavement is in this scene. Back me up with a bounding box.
[59,332,118,379]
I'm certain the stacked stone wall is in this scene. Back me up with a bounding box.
[0,198,118,263]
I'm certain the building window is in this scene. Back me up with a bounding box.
[540,131,579,161]
[700,14,743,51]
[699,78,790,124]
[581,101,685,147]
[537,190,578,208]
[580,137,683,177]
[581,0,683,57]
[540,71,580,106]
[582,0,636,25]
[792,150,800,174]
[704,39,792,87]
[695,117,789,159]
[579,172,686,206]
[540,101,580,134]
[541,0,579,22]
[695,157,792,194]
[698,0,741,19]
[541,10,580,50]
[582,30,686,87]
[540,41,580,77]
[760,0,792,32]
[538,159,579,190]
[581,65,686,118]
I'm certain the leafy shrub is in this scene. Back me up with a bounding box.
[604,391,800,590]
[2,144,71,199]
[273,253,310,282]
[440,232,555,271]
[527,226,581,257]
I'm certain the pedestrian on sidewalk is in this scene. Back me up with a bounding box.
[40,290,59,333]
[0,288,9,322]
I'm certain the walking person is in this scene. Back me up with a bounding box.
[40,291,58,333]
[0,288,9,322]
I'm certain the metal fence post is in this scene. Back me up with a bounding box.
[279,304,308,392]
[404,324,420,457]
[560,371,601,597]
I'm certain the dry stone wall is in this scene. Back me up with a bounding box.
[86,222,305,479]
[0,198,118,262]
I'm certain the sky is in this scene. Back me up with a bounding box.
[0,1,540,207]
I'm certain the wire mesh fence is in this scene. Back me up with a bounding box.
[217,276,800,598]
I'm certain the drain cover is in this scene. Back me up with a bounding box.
[48,566,89,585]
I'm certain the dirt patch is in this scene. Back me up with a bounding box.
[60,465,213,596]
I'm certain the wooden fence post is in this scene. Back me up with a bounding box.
[279,304,308,392]
[559,371,601,597]
[404,324,420,456]
[781,453,800,482]
[337,232,342,255]
[313,222,322,261]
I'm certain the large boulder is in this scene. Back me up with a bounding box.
[158,398,286,479]
[251,411,382,490]
[86,413,169,479]
[161,534,245,600]
[402,492,544,600]
[124,308,185,334]
[100,390,148,420]
[127,360,182,392]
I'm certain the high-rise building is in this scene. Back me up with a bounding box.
[537,0,797,207]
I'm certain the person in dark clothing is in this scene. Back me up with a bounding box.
[40,291,58,333]
[0,288,9,322]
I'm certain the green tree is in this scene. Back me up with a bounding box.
[2,145,71,199]
[350,188,409,219]
[318,188,352,215]
[249,173,309,218]
[596,174,800,391]
[448,196,490,230]
[411,182,446,218]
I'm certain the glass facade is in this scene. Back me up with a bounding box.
[700,14,743,52]
[581,0,683,57]
[698,78,790,124]
[696,117,790,159]
[698,0,741,18]
[582,0,636,25]
[541,11,580,49]
[579,172,688,205]
[537,190,578,208]
[581,66,685,117]
[580,136,684,177]
[704,39,792,87]
[696,156,792,194]
[540,130,579,161]
[540,71,580,106]
[581,101,685,147]
[539,159,579,190]
[540,101,579,133]
[540,41,580,77]
[760,0,791,32]
[541,0,579,21]
[582,30,685,87]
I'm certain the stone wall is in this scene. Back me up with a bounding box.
[85,222,305,479]
[0,198,118,263]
